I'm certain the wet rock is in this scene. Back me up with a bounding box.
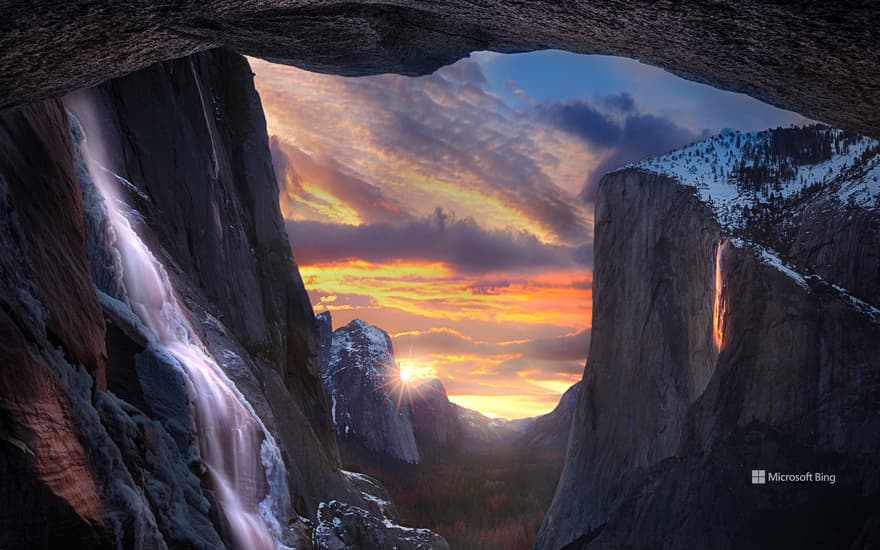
[0,101,165,549]
[95,391,225,549]
[67,47,354,520]
[0,45,445,548]
[313,500,449,550]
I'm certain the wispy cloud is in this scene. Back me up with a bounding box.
[251,51,799,417]
[252,56,597,247]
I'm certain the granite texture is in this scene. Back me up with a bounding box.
[0,2,879,137]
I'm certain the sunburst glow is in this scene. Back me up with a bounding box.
[398,359,438,385]
[399,365,414,384]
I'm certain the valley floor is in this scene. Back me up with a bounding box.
[352,451,563,550]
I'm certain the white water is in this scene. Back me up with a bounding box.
[74,114,288,550]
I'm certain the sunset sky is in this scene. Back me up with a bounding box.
[251,50,805,418]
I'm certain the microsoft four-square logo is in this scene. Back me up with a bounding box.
[751,469,766,484]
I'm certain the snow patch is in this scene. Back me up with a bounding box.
[626,127,880,230]
[728,238,810,291]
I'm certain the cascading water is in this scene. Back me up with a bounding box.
[71,108,289,550]
[712,240,727,351]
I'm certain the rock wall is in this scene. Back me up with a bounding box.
[537,171,880,549]
[0,48,455,548]
[517,381,581,456]
[67,47,362,521]
[410,379,465,454]
[2,2,879,139]
[0,99,170,550]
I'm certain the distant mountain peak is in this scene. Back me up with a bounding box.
[327,319,397,381]
[317,316,582,463]
[416,378,448,397]
[321,316,419,464]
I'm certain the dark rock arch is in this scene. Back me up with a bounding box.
[1,2,878,136]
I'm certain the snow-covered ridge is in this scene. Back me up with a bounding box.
[325,319,396,381]
[625,126,880,230]
[727,237,880,322]
[620,125,880,315]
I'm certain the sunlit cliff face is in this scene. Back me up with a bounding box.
[250,50,804,418]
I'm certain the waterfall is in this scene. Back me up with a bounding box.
[712,240,727,351]
[71,109,289,550]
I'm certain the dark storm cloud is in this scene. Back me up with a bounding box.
[518,329,591,361]
[538,100,623,148]
[535,94,711,203]
[467,280,512,295]
[286,208,587,273]
[579,114,711,202]
[597,92,636,113]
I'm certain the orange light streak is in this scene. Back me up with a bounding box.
[713,241,726,351]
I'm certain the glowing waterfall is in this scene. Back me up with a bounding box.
[713,241,726,351]
[74,113,288,550]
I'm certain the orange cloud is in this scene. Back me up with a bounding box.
[301,260,591,329]
[252,56,594,418]
[250,56,599,247]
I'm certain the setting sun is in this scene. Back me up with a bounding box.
[399,364,414,384]
[397,359,436,385]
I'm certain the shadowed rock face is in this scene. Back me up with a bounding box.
[517,381,581,455]
[1,2,880,137]
[67,47,361,521]
[0,98,168,550]
[1,47,453,548]
[413,378,582,457]
[537,134,880,549]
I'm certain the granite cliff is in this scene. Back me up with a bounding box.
[322,318,422,464]
[1,6,877,546]
[319,317,579,463]
[0,48,447,549]
[538,127,880,549]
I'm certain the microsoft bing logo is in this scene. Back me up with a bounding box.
[751,469,766,484]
